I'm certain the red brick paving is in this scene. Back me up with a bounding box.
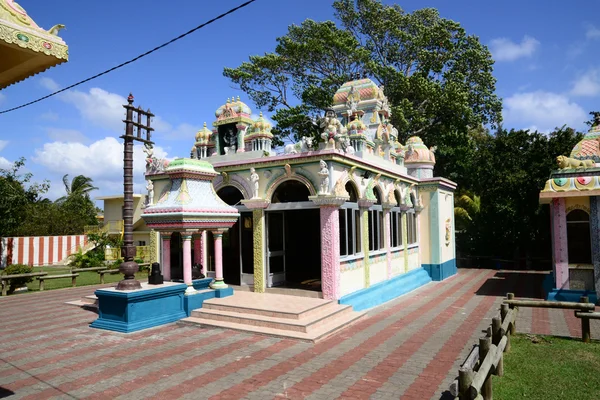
[1,269,597,400]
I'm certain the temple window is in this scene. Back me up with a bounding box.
[566,209,592,264]
[407,211,418,245]
[390,190,403,248]
[368,187,384,251]
[340,181,362,257]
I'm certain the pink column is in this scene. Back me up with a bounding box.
[384,209,392,279]
[161,233,171,281]
[210,231,228,289]
[182,234,193,292]
[320,206,341,300]
[552,198,569,289]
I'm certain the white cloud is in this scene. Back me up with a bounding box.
[0,140,10,169]
[39,77,61,92]
[0,140,8,152]
[0,92,5,104]
[571,69,600,97]
[504,91,587,132]
[59,88,127,132]
[585,23,600,39]
[46,128,88,143]
[489,35,540,62]
[32,137,169,198]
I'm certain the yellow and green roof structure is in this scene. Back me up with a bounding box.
[0,0,68,89]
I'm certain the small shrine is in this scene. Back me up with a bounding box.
[540,115,600,303]
[0,0,68,89]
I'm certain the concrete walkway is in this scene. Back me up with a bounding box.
[0,268,598,400]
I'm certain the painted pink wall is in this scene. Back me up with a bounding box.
[320,206,341,300]
[552,198,569,289]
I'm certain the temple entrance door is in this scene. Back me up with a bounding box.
[169,232,183,281]
[267,211,285,287]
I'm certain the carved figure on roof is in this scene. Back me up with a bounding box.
[48,24,65,36]
[318,160,330,195]
[145,180,154,207]
[143,143,168,175]
[556,155,595,170]
[346,85,360,115]
[320,108,348,150]
[249,168,259,199]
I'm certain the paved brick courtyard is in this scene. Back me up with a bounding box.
[0,268,598,400]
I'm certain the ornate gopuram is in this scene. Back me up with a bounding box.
[143,77,457,311]
[540,117,600,304]
[0,0,68,89]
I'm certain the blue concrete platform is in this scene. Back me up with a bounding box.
[422,259,457,281]
[91,278,235,333]
[339,267,432,311]
[184,278,233,315]
[91,282,188,333]
[543,273,598,303]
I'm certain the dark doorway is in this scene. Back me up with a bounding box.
[284,209,321,290]
[170,232,183,280]
[216,186,246,285]
[567,209,592,264]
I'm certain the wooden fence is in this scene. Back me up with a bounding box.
[450,292,597,400]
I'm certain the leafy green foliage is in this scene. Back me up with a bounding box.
[0,158,49,236]
[68,248,105,269]
[224,0,502,154]
[2,264,34,294]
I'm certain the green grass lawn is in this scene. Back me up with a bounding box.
[20,267,149,292]
[493,334,600,400]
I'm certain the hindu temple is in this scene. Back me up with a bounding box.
[540,116,600,304]
[141,76,457,313]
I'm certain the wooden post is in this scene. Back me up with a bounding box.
[506,293,516,334]
[458,366,474,400]
[72,275,77,287]
[492,316,502,346]
[39,279,44,291]
[500,303,509,321]
[580,296,591,343]
[479,336,493,400]
[1,279,6,296]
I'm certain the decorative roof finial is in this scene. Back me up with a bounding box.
[237,96,240,101]
[226,98,230,104]
[259,111,263,117]
[203,122,207,127]
[127,93,134,104]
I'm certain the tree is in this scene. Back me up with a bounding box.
[0,158,49,237]
[224,0,502,155]
[56,174,98,203]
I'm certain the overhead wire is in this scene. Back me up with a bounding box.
[0,0,256,115]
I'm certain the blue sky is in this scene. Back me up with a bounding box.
[0,0,599,204]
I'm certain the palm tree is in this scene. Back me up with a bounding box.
[454,191,481,232]
[56,174,98,203]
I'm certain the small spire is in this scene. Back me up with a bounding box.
[203,122,207,127]
[237,96,240,101]
[226,98,230,103]
[259,111,263,117]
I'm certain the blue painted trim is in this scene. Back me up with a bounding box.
[91,283,188,333]
[547,288,598,303]
[339,268,432,311]
[192,278,213,290]
[422,259,457,281]
[183,286,234,315]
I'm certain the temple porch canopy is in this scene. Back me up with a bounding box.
[141,158,240,291]
[0,0,68,89]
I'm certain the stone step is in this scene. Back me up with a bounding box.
[179,309,366,343]
[65,294,97,308]
[191,303,354,333]
[201,291,335,320]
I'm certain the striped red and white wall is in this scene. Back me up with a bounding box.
[0,235,88,268]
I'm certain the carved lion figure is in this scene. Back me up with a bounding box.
[556,155,595,170]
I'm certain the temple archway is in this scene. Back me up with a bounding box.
[271,180,311,203]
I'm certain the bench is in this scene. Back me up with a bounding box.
[1,272,48,296]
[36,273,80,291]
[71,267,106,273]
[97,269,120,284]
